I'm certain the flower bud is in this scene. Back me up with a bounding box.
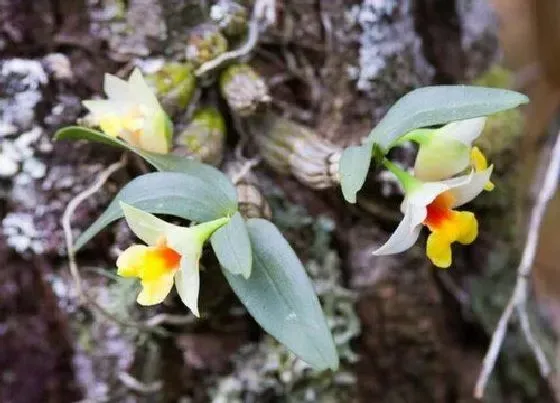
[186,24,228,68]
[145,62,196,116]
[173,108,226,166]
[220,63,269,117]
[210,0,249,36]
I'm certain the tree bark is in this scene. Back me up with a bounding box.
[0,0,553,402]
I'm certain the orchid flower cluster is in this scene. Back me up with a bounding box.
[68,69,339,372]
[80,70,222,311]
[373,118,494,268]
[338,86,527,271]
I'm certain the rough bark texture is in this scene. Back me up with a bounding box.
[0,0,553,402]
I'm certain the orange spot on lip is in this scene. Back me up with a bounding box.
[157,246,181,270]
[424,192,455,230]
[154,237,181,271]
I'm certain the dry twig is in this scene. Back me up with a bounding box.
[195,0,276,77]
[118,372,162,394]
[62,156,127,298]
[474,132,560,398]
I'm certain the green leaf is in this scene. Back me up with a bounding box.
[54,127,234,189]
[339,143,373,203]
[74,172,237,251]
[55,125,131,148]
[223,219,338,371]
[369,86,528,150]
[210,212,252,278]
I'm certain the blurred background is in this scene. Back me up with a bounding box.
[1,0,560,402]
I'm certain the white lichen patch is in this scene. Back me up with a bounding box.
[22,157,47,179]
[0,154,18,177]
[2,213,44,254]
[1,59,48,131]
[356,0,433,118]
[0,126,48,180]
[43,53,73,81]
[89,0,166,58]
[0,59,56,255]
[457,0,499,78]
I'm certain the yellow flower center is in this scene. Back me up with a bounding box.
[98,105,147,146]
[423,192,478,268]
[471,146,494,191]
[116,237,181,305]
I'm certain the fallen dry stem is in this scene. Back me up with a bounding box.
[474,132,560,398]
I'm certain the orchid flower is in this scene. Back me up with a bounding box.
[82,69,172,154]
[402,117,494,190]
[373,161,493,268]
[116,202,229,316]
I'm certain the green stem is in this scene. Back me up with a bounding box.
[194,216,230,239]
[383,159,422,193]
[394,128,434,146]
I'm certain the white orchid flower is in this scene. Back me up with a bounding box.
[402,117,494,190]
[116,203,229,316]
[82,69,172,154]
[373,161,493,268]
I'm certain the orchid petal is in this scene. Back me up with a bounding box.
[413,118,486,181]
[437,117,486,145]
[174,255,201,316]
[373,182,450,256]
[448,166,493,207]
[120,202,174,245]
[104,73,133,101]
[405,182,449,208]
[414,139,469,181]
[139,109,170,154]
[137,271,175,305]
[373,205,423,255]
[82,100,130,116]
[116,245,149,277]
[128,68,161,110]
[439,170,474,189]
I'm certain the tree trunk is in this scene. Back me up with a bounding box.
[0,0,553,402]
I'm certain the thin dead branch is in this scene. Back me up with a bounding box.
[474,131,560,399]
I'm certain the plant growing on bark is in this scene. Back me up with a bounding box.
[55,68,528,371]
[339,86,528,268]
[56,69,338,371]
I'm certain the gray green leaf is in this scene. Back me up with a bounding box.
[223,218,338,371]
[339,143,373,203]
[369,86,528,150]
[74,172,237,251]
[54,126,234,192]
[210,212,252,278]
